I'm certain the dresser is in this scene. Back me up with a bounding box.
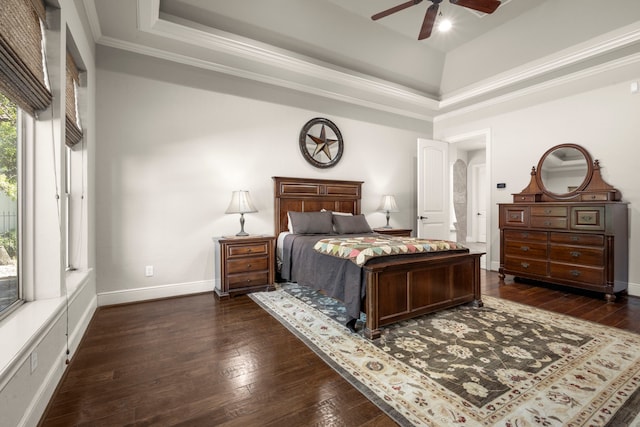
[498,144,628,301]
[214,235,275,299]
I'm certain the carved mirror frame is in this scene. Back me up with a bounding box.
[513,143,621,203]
[535,143,593,200]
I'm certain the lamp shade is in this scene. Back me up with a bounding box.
[225,190,257,214]
[377,195,399,213]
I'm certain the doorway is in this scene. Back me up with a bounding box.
[446,130,491,270]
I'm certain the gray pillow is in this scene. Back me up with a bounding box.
[287,211,333,234]
[333,214,372,234]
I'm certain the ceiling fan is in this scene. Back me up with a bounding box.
[371,0,502,40]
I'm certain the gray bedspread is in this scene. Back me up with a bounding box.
[280,233,370,322]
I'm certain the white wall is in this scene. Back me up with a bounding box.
[435,78,640,295]
[95,46,432,304]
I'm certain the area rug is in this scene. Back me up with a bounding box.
[249,284,640,426]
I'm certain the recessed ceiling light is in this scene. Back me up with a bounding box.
[438,19,452,32]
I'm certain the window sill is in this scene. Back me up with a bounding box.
[0,269,92,390]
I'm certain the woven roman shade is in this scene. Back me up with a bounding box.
[65,51,82,147]
[0,0,52,116]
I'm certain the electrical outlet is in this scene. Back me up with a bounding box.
[145,265,154,277]
[30,351,38,374]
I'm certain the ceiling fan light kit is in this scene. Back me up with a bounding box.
[372,0,501,40]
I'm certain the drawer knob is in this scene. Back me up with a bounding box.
[520,246,530,252]
[570,251,581,258]
[581,215,592,222]
[544,221,551,226]
[521,262,530,269]
[521,232,529,238]
[545,209,552,214]
[571,236,579,241]
[510,214,519,219]
[570,270,581,277]
[247,264,252,268]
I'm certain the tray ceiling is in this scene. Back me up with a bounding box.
[83,0,640,121]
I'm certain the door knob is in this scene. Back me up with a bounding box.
[419,216,429,220]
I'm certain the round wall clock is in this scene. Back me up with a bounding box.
[299,117,343,168]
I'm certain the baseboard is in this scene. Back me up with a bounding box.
[97,280,214,306]
[628,281,640,298]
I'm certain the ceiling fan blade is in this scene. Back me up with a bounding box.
[418,3,438,40]
[449,0,501,14]
[372,0,423,20]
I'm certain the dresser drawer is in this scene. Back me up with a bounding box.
[227,271,270,289]
[530,216,567,229]
[549,232,604,247]
[504,240,547,259]
[550,263,604,285]
[531,206,567,216]
[502,207,529,227]
[570,207,604,231]
[549,245,604,266]
[226,242,269,257]
[227,256,269,274]
[504,229,547,242]
[505,256,547,276]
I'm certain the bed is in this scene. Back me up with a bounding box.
[273,176,483,339]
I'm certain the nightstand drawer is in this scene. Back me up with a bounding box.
[228,272,270,289]
[227,242,269,257]
[227,256,268,274]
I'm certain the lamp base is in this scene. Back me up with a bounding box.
[235,231,249,236]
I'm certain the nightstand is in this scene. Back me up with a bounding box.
[213,235,275,299]
[373,228,413,237]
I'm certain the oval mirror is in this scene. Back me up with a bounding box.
[536,144,592,197]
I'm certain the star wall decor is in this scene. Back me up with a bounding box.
[299,117,344,168]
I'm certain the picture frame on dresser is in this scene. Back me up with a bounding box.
[498,143,628,301]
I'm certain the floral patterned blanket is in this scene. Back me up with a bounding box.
[313,235,466,267]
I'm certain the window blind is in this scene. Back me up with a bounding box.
[0,0,52,116]
[65,51,82,147]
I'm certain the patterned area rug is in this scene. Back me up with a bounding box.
[249,284,640,426]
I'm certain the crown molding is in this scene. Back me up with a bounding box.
[435,51,640,123]
[83,0,640,122]
[96,35,435,121]
[81,0,102,42]
[440,22,640,108]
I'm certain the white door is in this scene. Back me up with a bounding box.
[417,138,449,240]
[472,163,487,242]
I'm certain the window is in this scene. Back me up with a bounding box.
[0,93,21,318]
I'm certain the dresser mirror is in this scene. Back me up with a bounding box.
[536,144,593,197]
[513,143,621,202]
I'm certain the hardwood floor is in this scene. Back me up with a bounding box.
[39,271,640,426]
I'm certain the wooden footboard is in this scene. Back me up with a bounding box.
[363,251,483,339]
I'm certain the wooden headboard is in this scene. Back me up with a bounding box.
[273,176,363,235]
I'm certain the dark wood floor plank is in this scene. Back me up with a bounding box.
[39,271,640,426]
